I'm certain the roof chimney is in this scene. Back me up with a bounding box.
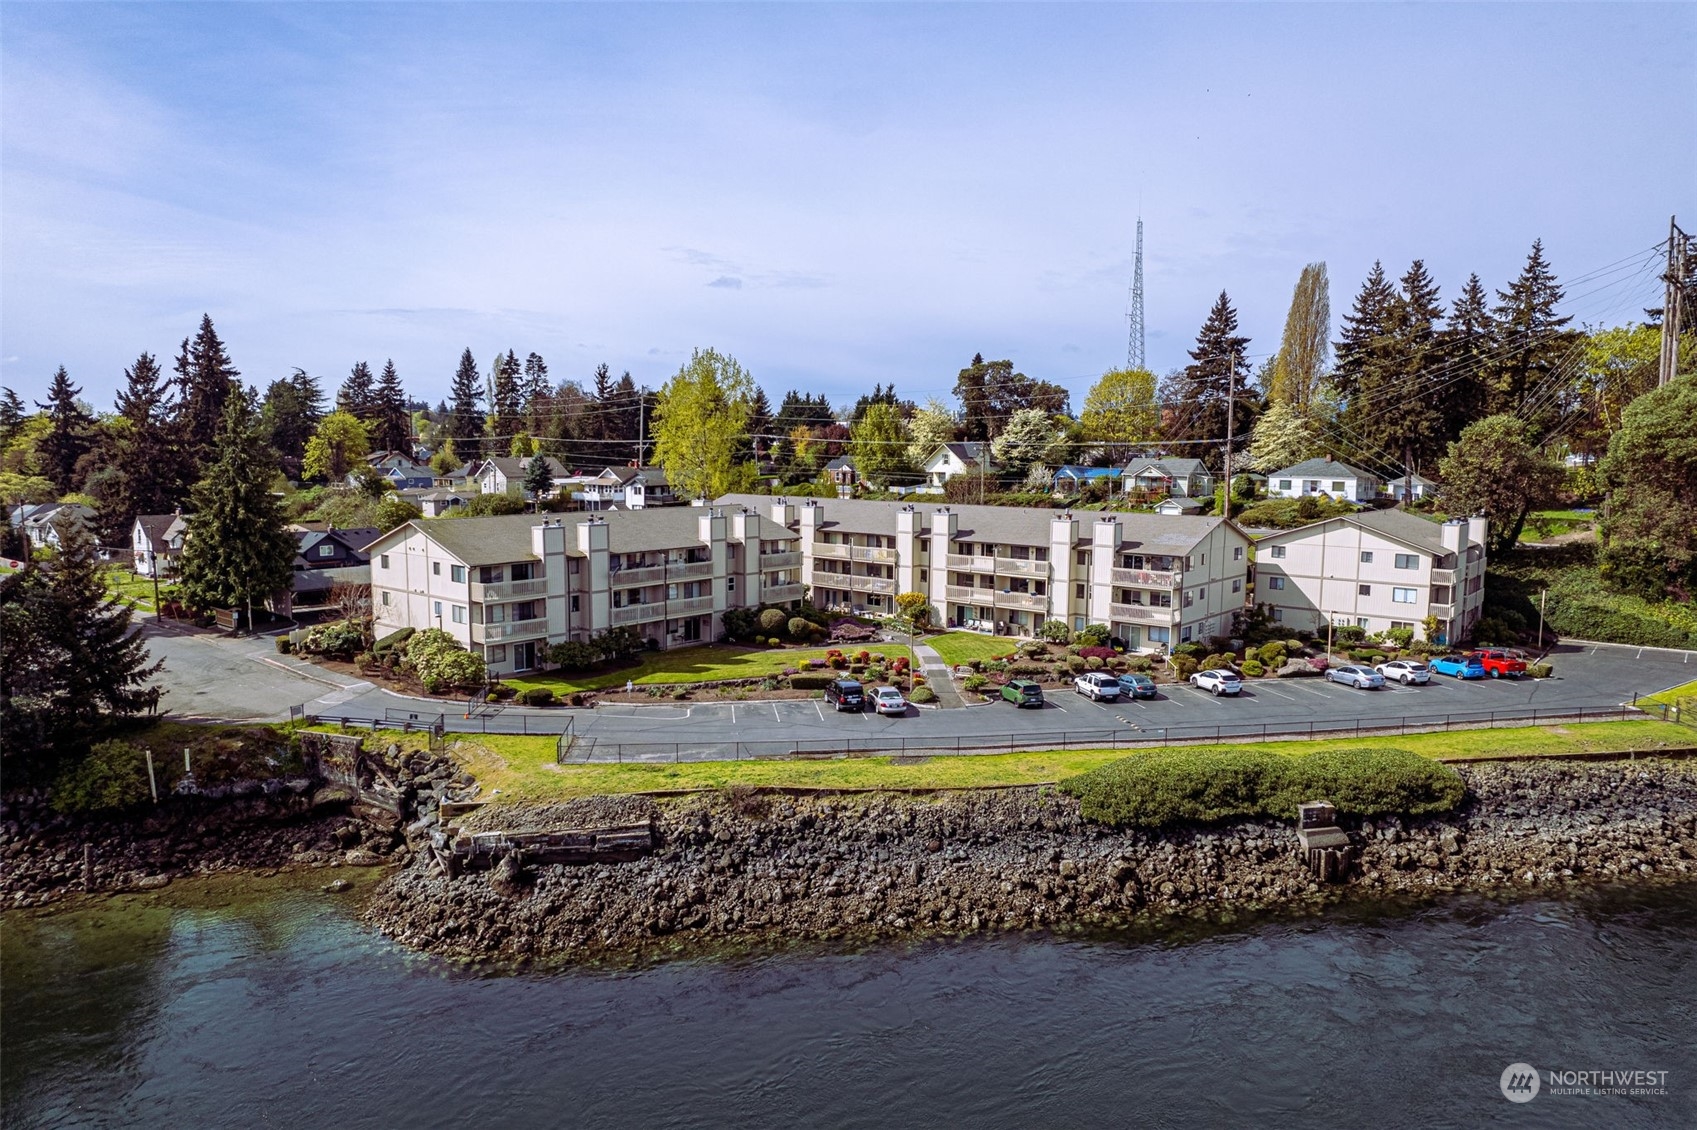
[1324,453,1333,462]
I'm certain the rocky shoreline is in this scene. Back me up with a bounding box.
[363,758,1697,963]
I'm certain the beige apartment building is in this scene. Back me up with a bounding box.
[1251,509,1489,645]
[717,495,1253,652]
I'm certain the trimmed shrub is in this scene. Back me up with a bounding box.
[1078,645,1117,661]
[1170,655,1199,679]
[275,637,293,654]
[909,685,937,704]
[1240,659,1265,677]
[758,608,788,634]
[787,616,816,640]
[520,688,556,707]
[374,626,415,655]
[1075,623,1111,647]
[1125,655,1153,673]
[1256,642,1286,666]
[1200,654,1229,671]
[1085,656,1104,670]
[1066,656,1088,673]
[1038,620,1072,644]
[962,673,989,692]
[1527,663,1554,678]
[788,672,838,690]
[1060,746,1465,829]
[52,739,152,815]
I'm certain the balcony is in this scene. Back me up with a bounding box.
[849,574,897,595]
[607,564,666,587]
[763,581,803,602]
[760,550,802,568]
[669,595,717,616]
[469,577,548,603]
[471,619,550,643]
[667,559,714,580]
[811,543,852,560]
[1429,568,1457,587]
[994,591,1049,613]
[1110,603,1172,623]
[1111,567,1180,588]
[994,557,1047,578]
[946,553,995,572]
[945,584,979,603]
[851,545,896,564]
[611,603,665,626]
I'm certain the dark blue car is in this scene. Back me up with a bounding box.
[1429,654,1486,679]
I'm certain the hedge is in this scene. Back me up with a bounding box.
[1059,746,1465,830]
[788,673,840,690]
[374,626,415,655]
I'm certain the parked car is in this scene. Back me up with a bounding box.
[1117,673,1158,699]
[1472,648,1528,678]
[1327,664,1386,690]
[1001,678,1045,707]
[1430,654,1486,679]
[870,686,908,715]
[1375,659,1431,685]
[1073,672,1121,701]
[1189,669,1243,696]
[823,678,865,711]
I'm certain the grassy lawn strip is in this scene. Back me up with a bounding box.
[1639,680,1697,709]
[338,719,1688,803]
[924,631,1021,666]
[501,642,913,694]
[101,566,160,611]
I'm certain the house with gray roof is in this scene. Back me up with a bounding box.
[472,456,572,500]
[919,442,998,491]
[133,512,189,577]
[1265,456,1380,503]
[1122,457,1215,499]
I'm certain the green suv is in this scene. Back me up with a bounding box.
[1001,679,1044,707]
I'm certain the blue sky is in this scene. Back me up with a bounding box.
[3,2,1692,412]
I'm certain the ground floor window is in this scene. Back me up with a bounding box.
[1148,626,1170,645]
[486,644,507,663]
[1272,608,1284,622]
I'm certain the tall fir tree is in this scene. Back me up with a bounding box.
[337,361,376,419]
[35,366,93,494]
[177,393,297,627]
[1351,261,1447,473]
[590,363,617,443]
[1437,273,1495,445]
[1168,292,1252,456]
[448,348,484,457]
[1331,261,1397,406]
[260,369,325,473]
[610,372,644,463]
[172,314,240,473]
[0,386,25,446]
[1486,239,1576,425]
[522,451,555,504]
[747,386,774,460]
[104,352,185,539]
[522,352,550,429]
[371,359,411,453]
[489,349,522,447]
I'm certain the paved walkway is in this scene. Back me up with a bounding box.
[911,642,967,708]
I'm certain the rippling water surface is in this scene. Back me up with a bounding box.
[3,873,1693,1128]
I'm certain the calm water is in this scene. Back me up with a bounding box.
[3,873,1694,1128]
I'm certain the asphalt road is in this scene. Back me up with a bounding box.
[142,625,1695,762]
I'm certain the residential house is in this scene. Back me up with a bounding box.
[473,456,571,500]
[352,451,435,491]
[825,455,861,493]
[919,443,998,491]
[133,512,189,577]
[1051,466,1122,495]
[1264,456,1380,503]
[570,465,678,510]
[716,494,1253,652]
[1385,472,1436,503]
[1154,496,1205,516]
[1252,509,1488,644]
[1122,457,1215,500]
[365,507,802,676]
[277,526,379,618]
[409,488,470,518]
[17,503,96,552]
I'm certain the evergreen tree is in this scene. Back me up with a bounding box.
[448,348,484,455]
[1352,261,1446,472]
[114,352,169,426]
[260,370,323,472]
[103,352,184,540]
[1437,273,1495,444]
[1169,292,1252,453]
[953,354,990,442]
[1331,262,1397,406]
[747,386,774,457]
[337,361,376,419]
[176,394,297,628]
[0,514,162,764]
[611,372,647,463]
[522,352,550,428]
[523,451,555,504]
[1598,376,1697,599]
[371,359,411,453]
[0,386,25,446]
[489,349,523,446]
[1487,239,1577,424]
[35,366,93,493]
[172,314,240,471]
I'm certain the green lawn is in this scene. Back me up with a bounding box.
[102,566,163,611]
[1641,680,1697,708]
[502,643,913,694]
[925,631,1023,666]
[345,719,1690,803]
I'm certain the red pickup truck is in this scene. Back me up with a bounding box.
[1472,648,1528,678]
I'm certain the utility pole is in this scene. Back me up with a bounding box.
[1221,353,1236,521]
[637,387,649,465]
[1660,215,1688,387]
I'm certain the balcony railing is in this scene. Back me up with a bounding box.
[611,603,664,626]
[607,564,666,587]
[1110,603,1173,623]
[945,585,979,603]
[1429,568,1457,587]
[469,578,548,603]
[471,619,550,643]
[668,595,717,616]
[763,582,803,602]
[994,557,1047,578]
[851,546,896,564]
[994,591,1049,612]
[667,559,714,579]
[1111,567,1180,588]
[760,550,802,568]
[850,575,897,595]
[946,553,995,572]
[811,543,852,560]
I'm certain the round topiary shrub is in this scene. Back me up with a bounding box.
[962,673,988,692]
[520,687,556,706]
[909,685,937,703]
[1240,659,1264,677]
[758,608,788,635]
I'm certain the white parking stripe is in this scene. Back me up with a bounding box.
[814,701,825,722]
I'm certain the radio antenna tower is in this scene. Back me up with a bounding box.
[1126,217,1146,370]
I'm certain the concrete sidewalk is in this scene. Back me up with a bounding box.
[912,642,967,708]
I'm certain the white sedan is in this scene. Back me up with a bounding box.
[871,686,909,715]
[1189,669,1243,696]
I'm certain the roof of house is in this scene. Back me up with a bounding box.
[1155,495,1205,512]
[134,513,187,546]
[923,441,995,468]
[712,493,1235,555]
[1268,456,1377,481]
[1053,465,1122,480]
[477,455,570,480]
[1255,507,1457,556]
[1126,457,1211,478]
[21,503,94,529]
[295,527,380,567]
[825,455,856,472]
[292,564,372,596]
[368,505,793,566]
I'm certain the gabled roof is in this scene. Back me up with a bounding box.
[1268,457,1377,481]
[1254,507,1455,556]
[1053,465,1121,480]
[478,455,570,480]
[825,455,856,471]
[295,527,381,567]
[1155,495,1205,512]
[1125,457,1210,478]
[922,441,995,468]
[134,513,188,546]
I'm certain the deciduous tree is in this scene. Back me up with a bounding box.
[1598,376,1697,599]
[651,348,755,501]
[905,398,957,468]
[303,411,373,482]
[848,402,913,488]
[1080,368,1159,460]
[990,407,1067,474]
[1436,414,1564,555]
[1268,263,1330,413]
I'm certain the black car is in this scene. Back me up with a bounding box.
[824,678,865,711]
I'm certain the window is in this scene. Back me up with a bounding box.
[488,645,507,663]
[432,600,442,617]
[1432,584,1452,604]
[1183,589,1194,607]
[727,576,736,591]
[1075,582,1085,600]
[1076,550,1089,566]
[1278,479,1292,491]
[1233,546,1244,560]
[1356,617,1369,629]
[432,562,440,576]
[1272,608,1284,622]
[379,554,390,569]
[1360,551,1374,564]
[380,591,391,606]
[451,605,466,624]
[450,564,466,583]
[1231,578,1241,593]
[1180,626,1192,642]
[478,566,505,584]
[1148,627,1170,645]
[1331,481,1345,492]
[1267,576,1286,591]
[1390,621,1414,632]
[1392,588,1418,604]
[318,544,334,558]
[1359,584,1372,596]
[570,595,580,613]
[1270,546,1286,559]
[1394,554,1419,570]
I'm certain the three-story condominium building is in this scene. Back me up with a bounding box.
[365,507,802,676]
[715,495,1252,653]
[1251,509,1489,644]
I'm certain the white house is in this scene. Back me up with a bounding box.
[472,456,571,500]
[18,503,95,552]
[1265,456,1380,503]
[1252,509,1489,645]
[919,443,998,491]
[133,512,189,577]
[1385,472,1436,502]
[1122,457,1215,499]
[1154,496,1205,516]
[570,466,677,510]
